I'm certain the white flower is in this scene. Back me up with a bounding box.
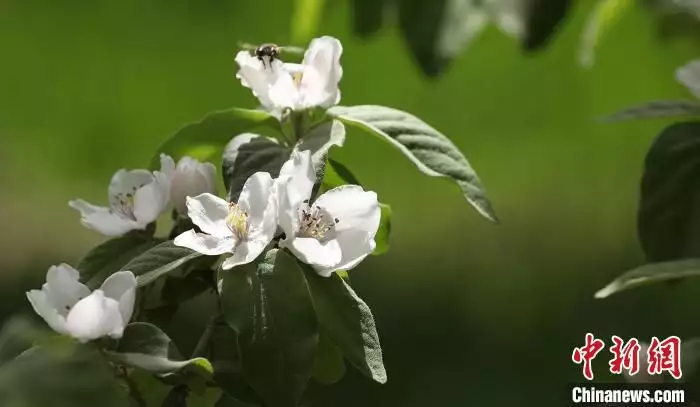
[276,150,380,277]
[26,265,136,343]
[234,36,343,113]
[160,154,217,216]
[69,156,172,236]
[173,172,278,269]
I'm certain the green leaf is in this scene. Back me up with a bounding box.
[601,100,700,122]
[304,269,386,384]
[77,234,162,288]
[219,248,318,407]
[222,120,344,201]
[329,105,497,222]
[149,108,281,169]
[637,122,700,261]
[311,333,346,385]
[107,322,213,378]
[222,134,290,201]
[207,323,263,406]
[119,240,202,287]
[521,0,572,52]
[291,0,326,45]
[350,0,387,38]
[0,341,130,407]
[397,0,488,78]
[0,316,50,366]
[578,0,634,68]
[595,259,700,299]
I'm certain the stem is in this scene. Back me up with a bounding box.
[191,313,220,358]
[121,366,146,407]
[292,111,305,142]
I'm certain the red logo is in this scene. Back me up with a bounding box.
[572,334,682,380]
[647,336,682,379]
[572,333,605,380]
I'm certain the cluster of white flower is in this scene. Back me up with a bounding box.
[26,36,381,343]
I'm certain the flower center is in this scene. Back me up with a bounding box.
[298,200,339,240]
[226,202,249,240]
[293,72,303,86]
[111,185,144,220]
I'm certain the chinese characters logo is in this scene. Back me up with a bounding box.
[572,333,681,380]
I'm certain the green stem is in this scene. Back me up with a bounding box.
[121,366,146,407]
[292,111,306,142]
[191,313,220,358]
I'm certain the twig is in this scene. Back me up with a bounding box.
[121,366,146,407]
[191,313,220,358]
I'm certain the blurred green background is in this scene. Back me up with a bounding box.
[2,0,700,405]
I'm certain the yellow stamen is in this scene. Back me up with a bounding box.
[226,202,249,240]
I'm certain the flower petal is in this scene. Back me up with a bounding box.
[160,154,176,178]
[170,157,218,215]
[299,36,343,108]
[69,199,142,236]
[184,193,232,238]
[314,185,380,234]
[174,229,234,256]
[65,290,125,342]
[221,238,270,270]
[43,264,91,317]
[285,237,341,268]
[237,172,277,237]
[108,169,154,209]
[100,271,137,324]
[235,51,298,111]
[277,150,315,238]
[26,290,68,335]
[133,171,170,225]
[314,230,375,277]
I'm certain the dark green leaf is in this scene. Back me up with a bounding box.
[311,333,346,385]
[207,323,263,405]
[119,240,202,287]
[397,0,484,78]
[222,120,344,201]
[521,0,572,52]
[219,249,318,407]
[329,105,497,222]
[351,0,387,38]
[0,316,50,366]
[108,322,213,378]
[78,234,162,288]
[601,100,700,123]
[595,259,700,299]
[0,340,130,407]
[149,108,281,169]
[638,122,700,261]
[222,134,290,201]
[304,269,386,384]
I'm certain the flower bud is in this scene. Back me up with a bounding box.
[168,156,217,216]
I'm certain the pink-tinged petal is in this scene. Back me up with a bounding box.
[314,230,375,277]
[133,171,170,225]
[299,36,343,108]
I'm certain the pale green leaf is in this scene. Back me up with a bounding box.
[595,259,700,299]
[149,108,280,169]
[329,105,497,222]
